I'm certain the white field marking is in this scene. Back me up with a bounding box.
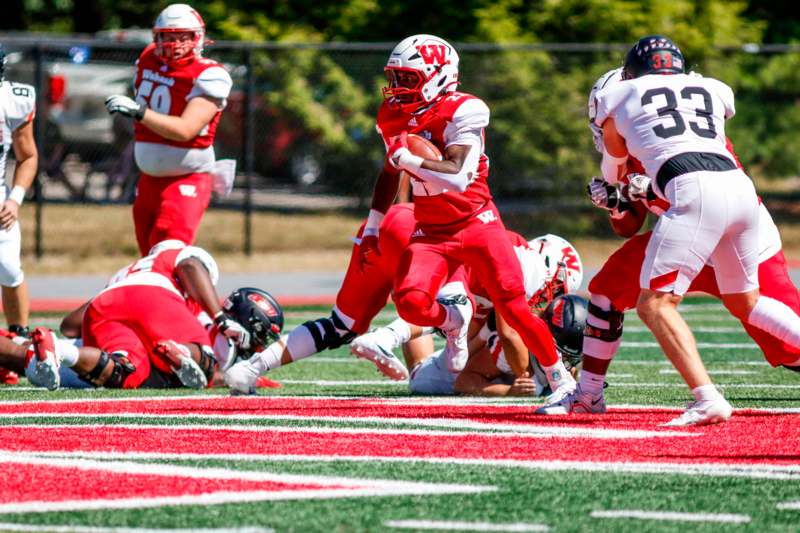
[623,342,758,349]
[615,360,767,366]
[0,452,494,514]
[385,520,549,532]
[676,303,727,311]
[0,412,699,438]
[0,525,272,533]
[628,315,738,323]
[606,373,635,378]
[589,510,751,523]
[776,501,800,510]
[0,421,696,439]
[23,451,800,481]
[658,369,758,376]
[624,326,746,333]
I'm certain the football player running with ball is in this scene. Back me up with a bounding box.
[360,34,575,401]
[552,36,800,425]
[105,4,233,255]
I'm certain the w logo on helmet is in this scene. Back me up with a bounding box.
[416,44,448,65]
[561,246,580,273]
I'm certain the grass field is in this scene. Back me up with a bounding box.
[1,298,799,532]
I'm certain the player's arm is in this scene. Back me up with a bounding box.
[0,119,38,230]
[495,312,531,377]
[138,95,219,142]
[175,257,222,317]
[60,300,90,338]
[609,199,648,238]
[599,118,628,184]
[454,348,535,397]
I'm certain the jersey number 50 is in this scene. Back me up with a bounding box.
[641,86,716,140]
[135,80,172,114]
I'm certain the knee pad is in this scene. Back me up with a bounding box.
[78,351,136,388]
[395,289,438,326]
[583,295,624,360]
[302,311,356,352]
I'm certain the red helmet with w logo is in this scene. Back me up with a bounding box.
[383,34,459,113]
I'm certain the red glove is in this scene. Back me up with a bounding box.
[386,132,409,169]
[357,234,381,272]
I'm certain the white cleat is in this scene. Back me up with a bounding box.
[350,331,409,381]
[663,397,733,427]
[438,293,472,373]
[154,340,208,389]
[26,327,61,391]
[536,386,606,415]
[224,359,261,395]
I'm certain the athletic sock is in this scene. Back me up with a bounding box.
[747,296,800,349]
[385,318,411,347]
[691,384,723,403]
[252,336,287,373]
[543,359,572,388]
[579,370,605,397]
[55,339,80,367]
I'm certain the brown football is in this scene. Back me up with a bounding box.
[407,134,443,161]
[610,199,648,238]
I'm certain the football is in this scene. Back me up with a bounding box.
[609,197,647,238]
[407,134,443,161]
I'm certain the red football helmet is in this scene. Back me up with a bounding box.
[383,34,459,113]
[153,3,206,68]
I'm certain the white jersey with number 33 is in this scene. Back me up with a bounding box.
[595,73,735,179]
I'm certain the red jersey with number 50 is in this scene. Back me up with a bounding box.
[133,44,226,149]
[376,92,493,227]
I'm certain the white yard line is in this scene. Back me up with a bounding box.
[624,326,746,333]
[611,383,800,389]
[279,380,406,386]
[658,369,758,375]
[21,451,800,481]
[776,501,800,510]
[0,524,272,533]
[623,342,759,349]
[614,360,767,366]
[385,520,549,532]
[589,510,751,523]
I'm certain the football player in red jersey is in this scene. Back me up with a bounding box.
[105,4,233,255]
[361,36,576,402]
[538,64,800,423]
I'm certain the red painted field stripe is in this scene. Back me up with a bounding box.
[1,415,797,467]
[0,462,334,504]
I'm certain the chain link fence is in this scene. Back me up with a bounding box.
[1,36,798,254]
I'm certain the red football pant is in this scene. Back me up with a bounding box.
[335,204,416,333]
[589,231,800,367]
[133,172,212,256]
[82,285,212,388]
[393,202,558,366]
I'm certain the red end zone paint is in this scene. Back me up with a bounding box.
[0,397,797,468]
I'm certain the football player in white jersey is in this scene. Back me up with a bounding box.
[0,44,36,351]
[592,36,800,425]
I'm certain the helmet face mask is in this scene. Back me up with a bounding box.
[222,288,284,356]
[383,34,459,113]
[152,4,205,68]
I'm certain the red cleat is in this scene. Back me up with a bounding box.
[0,367,19,385]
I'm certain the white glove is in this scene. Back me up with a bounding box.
[105,95,145,120]
[589,122,604,153]
[214,313,251,350]
[626,173,653,201]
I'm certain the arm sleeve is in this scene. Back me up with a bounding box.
[411,98,488,192]
[6,84,36,131]
[187,66,233,109]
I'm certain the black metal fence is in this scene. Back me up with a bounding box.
[1,36,799,255]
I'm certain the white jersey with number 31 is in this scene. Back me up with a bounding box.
[595,73,736,179]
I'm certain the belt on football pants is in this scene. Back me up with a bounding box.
[656,152,738,193]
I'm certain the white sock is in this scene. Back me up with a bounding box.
[543,359,572,387]
[747,296,800,349]
[285,326,319,362]
[692,384,722,403]
[251,336,287,373]
[385,318,411,346]
[55,339,80,367]
[579,370,605,397]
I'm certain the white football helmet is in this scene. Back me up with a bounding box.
[153,3,205,67]
[587,68,623,152]
[529,234,583,306]
[383,34,459,113]
[513,245,548,303]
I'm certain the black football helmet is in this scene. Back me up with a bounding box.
[542,294,588,370]
[222,287,284,352]
[623,35,685,79]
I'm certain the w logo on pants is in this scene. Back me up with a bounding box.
[476,210,497,224]
[178,184,198,198]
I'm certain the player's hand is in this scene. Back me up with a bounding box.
[508,374,537,396]
[587,177,621,211]
[105,95,145,120]
[357,233,381,272]
[626,173,653,202]
[589,122,604,153]
[387,132,410,169]
[0,200,20,231]
[214,314,251,350]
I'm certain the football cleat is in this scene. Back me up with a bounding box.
[0,367,19,385]
[350,331,409,381]
[438,293,472,373]
[535,385,606,415]
[154,340,208,389]
[662,397,733,427]
[224,358,261,395]
[27,327,61,391]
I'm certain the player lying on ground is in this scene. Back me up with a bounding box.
[15,241,268,390]
[540,37,800,424]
